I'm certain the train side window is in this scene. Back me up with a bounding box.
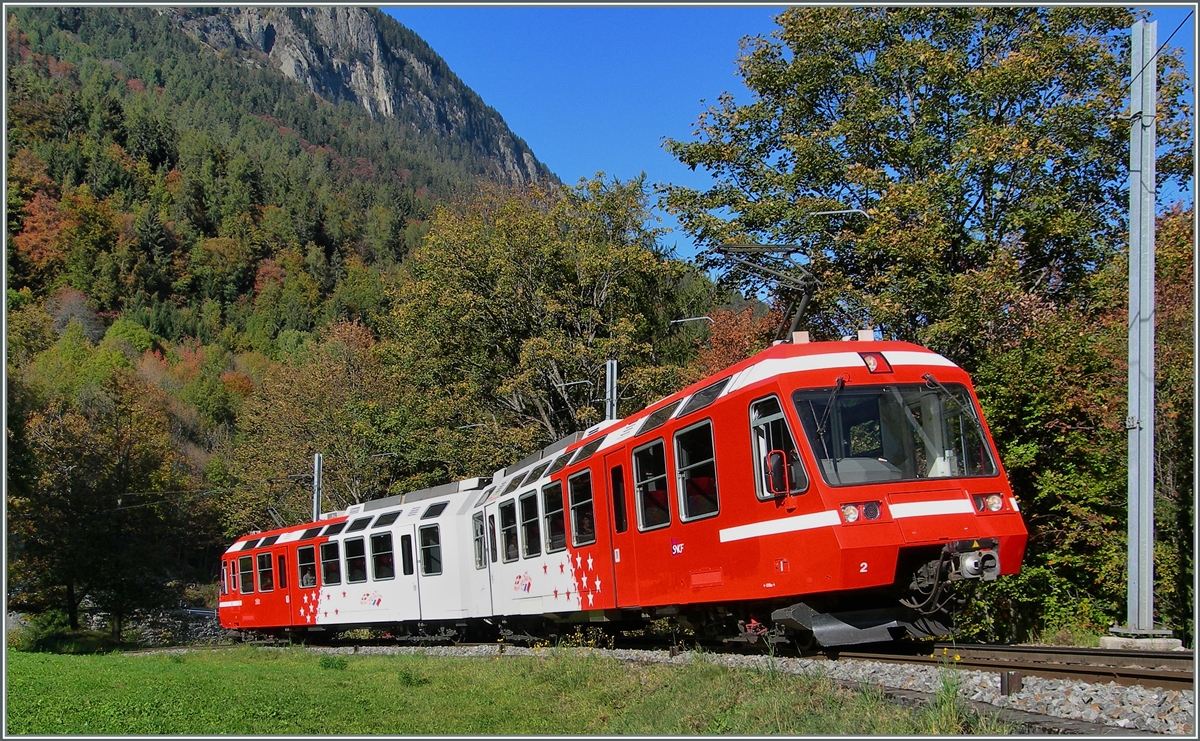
[320,542,342,586]
[400,534,415,576]
[231,559,239,593]
[519,491,541,558]
[298,545,318,588]
[487,515,499,563]
[610,465,628,533]
[256,554,272,592]
[472,513,487,569]
[277,554,288,590]
[676,420,719,521]
[419,525,442,576]
[634,440,671,530]
[220,560,228,595]
[239,555,256,594]
[371,533,395,580]
[499,501,519,562]
[569,470,597,546]
[542,482,566,552]
[345,538,368,583]
[750,395,808,499]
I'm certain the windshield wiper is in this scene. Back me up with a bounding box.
[922,373,981,426]
[815,376,846,440]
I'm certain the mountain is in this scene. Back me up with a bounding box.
[170,7,549,188]
[5,5,558,344]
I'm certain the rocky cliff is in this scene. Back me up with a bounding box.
[171,7,550,187]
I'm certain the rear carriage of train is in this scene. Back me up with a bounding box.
[218,482,492,636]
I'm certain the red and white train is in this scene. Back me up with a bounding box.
[219,334,1027,646]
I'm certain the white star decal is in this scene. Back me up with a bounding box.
[575,554,582,569]
[594,577,601,592]
[303,594,309,603]
[586,554,593,570]
[587,593,594,606]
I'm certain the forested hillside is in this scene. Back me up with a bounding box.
[5,7,740,635]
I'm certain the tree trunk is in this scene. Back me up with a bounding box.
[65,582,79,631]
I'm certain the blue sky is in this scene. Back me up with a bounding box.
[381,5,1195,260]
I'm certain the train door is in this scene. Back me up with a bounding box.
[292,542,320,626]
[483,503,500,615]
[570,465,618,611]
[272,546,291,627]
[604,450,639,608]
[393,523,423,621]
[414,515,458,620]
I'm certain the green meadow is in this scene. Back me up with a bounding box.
[6,646,1011,735]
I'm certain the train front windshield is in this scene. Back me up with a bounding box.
[792,381,997,486]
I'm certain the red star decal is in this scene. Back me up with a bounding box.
[559,563,565,573]
[543,564,548,574]
[323,611,328,617]
[334,608,339,615]
[566,590,572,599]
[342,591,346,598]
[554,589,559,598]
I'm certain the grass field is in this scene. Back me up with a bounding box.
[6,646,1010,735]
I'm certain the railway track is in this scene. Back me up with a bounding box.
[827,642,1194,691]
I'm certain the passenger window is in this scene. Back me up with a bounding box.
[750,395,808,499]
[221,560,228,596]
[519,491,541,558]
[500,501,518,562]
[542,482,566,553]
[239,555,255,594]
[400,534,415,576]
[277,554,288,590]
[298,545,318,588]
[677,420,719,520]
[487,514,499,563]
[419,525,442,575]
[634,440,671,530]
[678,378,730,417]
[320,542,342,586]
[346,517,372,533]
[569,471,596,546]
[345,538,367,583]
[610,465,628,533]
[371,532,395,580]
[472,513,487,569]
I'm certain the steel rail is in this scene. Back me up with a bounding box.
[828,643,1194,691]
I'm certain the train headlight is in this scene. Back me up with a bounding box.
[973,493,1006,513]
[841,504,860,523]
[862,502,881,520]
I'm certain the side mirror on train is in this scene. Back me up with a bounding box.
[767,450,790,495]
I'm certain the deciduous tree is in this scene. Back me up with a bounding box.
[663,7,1191,345]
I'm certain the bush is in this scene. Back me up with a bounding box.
[318,655,347,670]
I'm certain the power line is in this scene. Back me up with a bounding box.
[1126,12,1193,96]
[109,488,227,511]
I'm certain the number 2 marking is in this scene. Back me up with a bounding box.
[859,562,868,573]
